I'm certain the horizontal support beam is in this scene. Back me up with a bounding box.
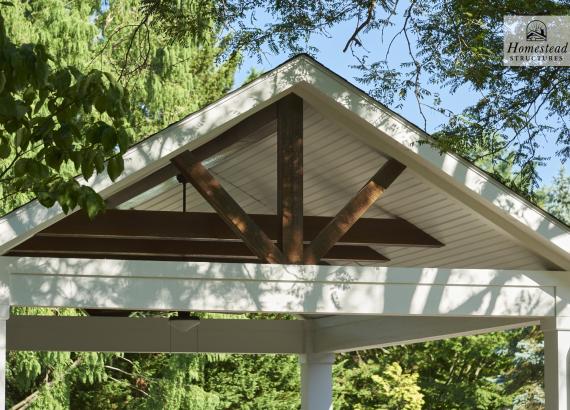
[2,257,558,317]
[34,210,442,247]
[8,237,388,262]
[6,315,538,355]
[7,316,304,353]
[311,316,538,353]
[105,104,278,208]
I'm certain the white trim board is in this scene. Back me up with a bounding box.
[7,316,304,354]
[311,316,537,353]
[1,257,565,317]
[6,315,535,354]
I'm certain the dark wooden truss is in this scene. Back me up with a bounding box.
[6,93,443,266]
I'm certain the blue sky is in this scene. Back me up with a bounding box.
[233,11,566,188]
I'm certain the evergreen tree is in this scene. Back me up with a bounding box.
[545,168,570,225]
[0,3,131,217]
[5,1,238,408]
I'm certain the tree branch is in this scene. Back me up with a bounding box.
[343,1,376,52]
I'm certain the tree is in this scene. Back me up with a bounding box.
[545,167,570,224]
[0,0,238,217]
[0,4,131,217]
[335,358,424,409]
[139,0,570,192]
[4,0,238,407]
[5,1,570,409]
[93,0,238,138]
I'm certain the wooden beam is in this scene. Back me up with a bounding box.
[105,104,277,208]
[304,159,406,264]
[8,237,389,262]
[172,151,286,264]
[7,316,305,354]
[277,94,304,263]
[34,210,443,247]
[5,253,266,263]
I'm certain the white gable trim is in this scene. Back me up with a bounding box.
[0,58,307,253]
[0,55,569,270]
[291,58,570,269]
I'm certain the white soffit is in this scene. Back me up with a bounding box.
[0,55,568,270]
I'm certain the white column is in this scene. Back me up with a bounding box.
[0,305,8,410]
[299,352,334,410]
[542,318,570,410]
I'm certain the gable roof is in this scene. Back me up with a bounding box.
[1,54,570,269]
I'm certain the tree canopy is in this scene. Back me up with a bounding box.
[0,0,237,217]
[140,0,570,193]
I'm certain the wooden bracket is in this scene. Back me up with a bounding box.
[171,150,286,264]
[304,159,406,264]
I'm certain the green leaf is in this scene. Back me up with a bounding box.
[69,150,82,169]
[52,70,71,94]
[101,126,116,152]
[94,94,106,113]
[47,99,58,114]
[14,101,28,120]
[15,127,31,150]
[53,125,73,150]
[0,95,16,118]
[26,159,49,179]
[117,129,130,153]
[37,191,55,208]
[107,155,123,182]
[94,151,104,173]
[81,152,95,181]
[78,186,105,219]
[0,136,10,159]
[23,86,35,104]
[13,158,27,177]
[33,94,47,114]
[45,147,63,170]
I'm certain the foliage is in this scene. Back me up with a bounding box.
[545,167,570,225]
[94,0,238,138]
[335,359,424,409]
[203,353,300,409]
[0,4,131,218]
[3,0,238,407]
[140,0,570,192]
[0,0,238,217]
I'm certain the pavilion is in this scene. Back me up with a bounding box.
[1,55,570,409]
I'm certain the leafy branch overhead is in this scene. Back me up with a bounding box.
[139,0,570,193]
[1,0,568,214]
[0,10,132,217]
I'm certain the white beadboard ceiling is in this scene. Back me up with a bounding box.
[128,104,557,270]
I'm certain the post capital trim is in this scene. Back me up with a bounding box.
[299,352,335,365]
[541,316,570,332]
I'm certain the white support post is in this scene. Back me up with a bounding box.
[0,305,8,410]
[299,352,334,410]
[300,319,334,410]
[542,318,570,410]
